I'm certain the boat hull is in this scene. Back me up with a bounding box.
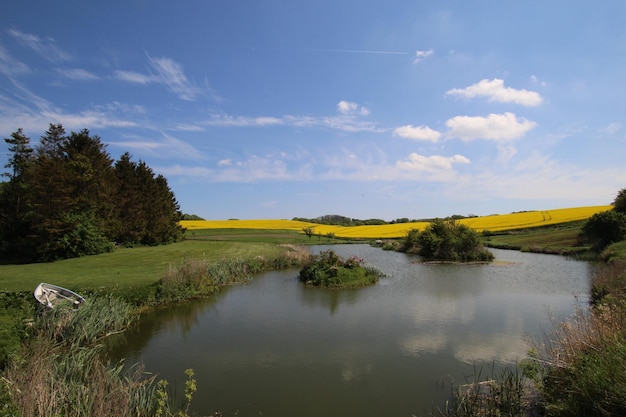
[34,283,85,309]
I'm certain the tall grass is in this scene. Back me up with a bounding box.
[533,307,626,416]
[2,296,157,417]
[525,259,626,417]
[157,245,310,302]
[436,365,535,417]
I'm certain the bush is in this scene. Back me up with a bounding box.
[581,210,626,250]
[403,219,494,262]
[298,250,382,289]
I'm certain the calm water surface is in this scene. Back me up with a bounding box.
[108,246,591,416]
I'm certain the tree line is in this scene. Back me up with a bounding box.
[0,124,184,262]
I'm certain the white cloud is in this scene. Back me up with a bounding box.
[114,55,200,101]
[0,44,30,76]
[393,125,441,142]
[205,114,284,127]
[446,78,543,106]
[148,56,199,101]
[205,111,380,133]
[396,153,470,173]
[603,122,622,135]
[446,112,537,141]
[8,29,72,62]
[530,75,547,87]
[114,70,153,84]
[58,68,99,81]
[337,100,369,116]
[108,132,203,160]
[413,49,433,64]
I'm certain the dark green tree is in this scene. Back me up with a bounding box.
[113,154,183,246]
[613,188,626,214]
[581,210,626,250]
[37,123,66,158]
[1,124,185,261]
[0,129,35,258]
[26,127,115,260]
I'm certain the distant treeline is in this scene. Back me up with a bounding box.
[181,214,205,220]
[292,213,478,226]
[0,124,184,262]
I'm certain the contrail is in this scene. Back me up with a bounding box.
[298,48,409,55]
[257,47,409,56]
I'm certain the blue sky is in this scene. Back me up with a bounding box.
[1,1,625,220]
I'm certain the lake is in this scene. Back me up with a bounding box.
[107,246,592,416]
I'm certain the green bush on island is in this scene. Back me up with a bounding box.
[298,250,382,289]
[402,219,494,262]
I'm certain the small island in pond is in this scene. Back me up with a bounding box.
[298,250,383,289]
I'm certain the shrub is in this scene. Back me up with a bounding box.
[403,219,494,262]
[581,210,626,250]
[298,250,382,289]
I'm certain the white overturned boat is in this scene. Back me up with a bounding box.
[34,283,85,309]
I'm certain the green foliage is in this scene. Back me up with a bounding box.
[404,219,494,262]
[154,369,198,417]
[302,226,315,239]
[581,210,626,250]
[0,292,33,369]
[541,336,626,417]
[613,188,626,214]
[39,211,113,261]
[298,250,381,289]
[181,213,204,220]
[0,125,184,262]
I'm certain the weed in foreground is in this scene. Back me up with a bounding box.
[435,365,536,417]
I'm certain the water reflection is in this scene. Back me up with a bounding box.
[297,284,363,315]
[107,246,591,417]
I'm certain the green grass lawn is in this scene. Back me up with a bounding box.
[0,238,289,293]
[482,221,590,254]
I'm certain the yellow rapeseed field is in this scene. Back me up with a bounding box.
[180,205,612,239]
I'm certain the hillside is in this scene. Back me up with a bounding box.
[180,205,612,239]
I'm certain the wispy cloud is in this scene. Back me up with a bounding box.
[0,81,139,133]
[446,78,543,106]
[203,101,380,133]
[114,55,201,101]
[7,29,72,62]
[337,100,369,116]
[603,122,622,135]
[204,114,285,127]
[0,44,30,76]
[114,70,153,84]
[284,47,408,56]
[57,68,99,81]
[446,112,537,141]
[393,125,441,142]
[413,49,434,64]
[108,132,203,160]
[396,153,470,174]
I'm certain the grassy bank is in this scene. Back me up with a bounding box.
[482,220,591,256]
[0,239,294,293]
[0,238,311,417]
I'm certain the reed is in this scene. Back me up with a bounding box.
[3,296,156,417]
[532,304,626,416]
[436,365,534,417]
[157,246,310,302]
